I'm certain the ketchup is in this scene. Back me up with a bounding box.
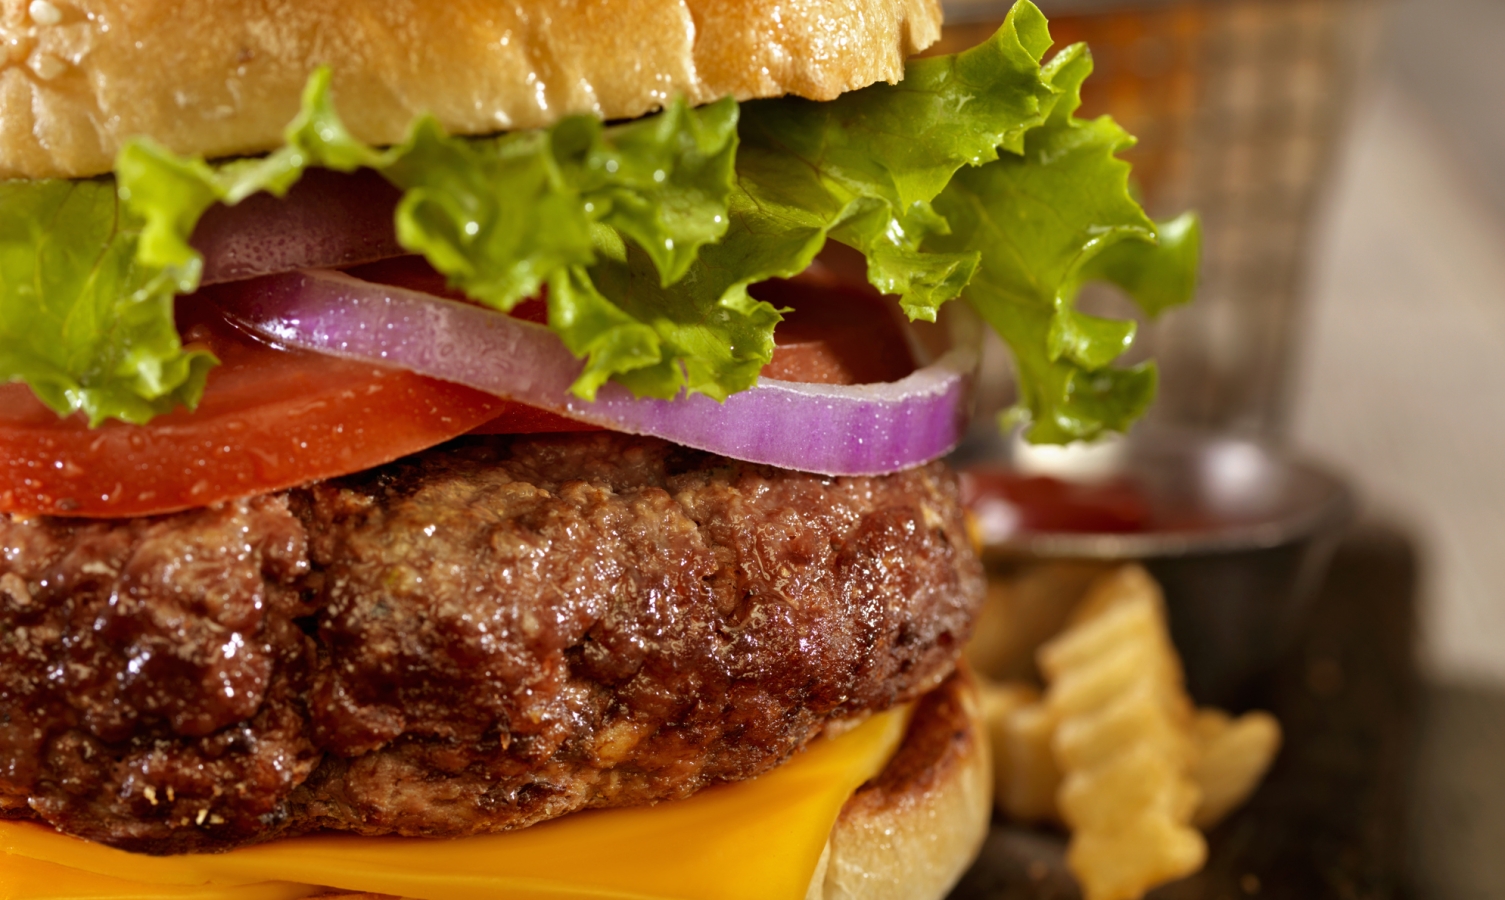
[960,468,1152,536]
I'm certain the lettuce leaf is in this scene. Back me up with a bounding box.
[719,0,1061,322]
[576,0,1074,403]
[0,179,217,425]
[622,0,1196,429]
[927,42,1199,442]
[2,0,1197,444]
[390,97,743,399]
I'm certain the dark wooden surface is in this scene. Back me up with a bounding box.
[949,524,1419,900]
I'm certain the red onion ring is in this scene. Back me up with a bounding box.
[194,169,405,285]
[217,269,979,476]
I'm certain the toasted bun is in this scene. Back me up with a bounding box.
[0,0,942,180]
[308,667,989,900]
[810,664,991,900]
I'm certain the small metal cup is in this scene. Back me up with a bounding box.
[959,429,1355,705]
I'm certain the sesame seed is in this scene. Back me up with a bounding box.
[28,1,62,26]
[143,786,157,806]
[28,51,66,80]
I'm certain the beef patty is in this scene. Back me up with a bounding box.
[0,433,984,854]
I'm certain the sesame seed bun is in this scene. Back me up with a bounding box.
[0,0,942,180]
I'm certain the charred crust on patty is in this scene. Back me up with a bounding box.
[0,432,983,853]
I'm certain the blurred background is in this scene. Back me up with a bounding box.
[938,0,1505,895]
[1289,4,1505,894]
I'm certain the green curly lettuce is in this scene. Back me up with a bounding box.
[0,179,217,425]
[720,0,1062,322]
[607,0,1198,433]
[1,0,1197,443]
[565,0,1098,403]
[927,42,1202,442]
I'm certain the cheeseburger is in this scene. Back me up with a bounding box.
[0,0,1196,897]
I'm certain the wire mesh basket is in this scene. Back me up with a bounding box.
[939,0,1380,439]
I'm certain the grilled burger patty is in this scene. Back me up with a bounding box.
[0,432,983,854]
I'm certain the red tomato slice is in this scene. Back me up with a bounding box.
[0,301,508,519]
[755,276,916,385]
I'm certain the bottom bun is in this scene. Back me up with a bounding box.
[810,664,992,900]
[315,667,991,900]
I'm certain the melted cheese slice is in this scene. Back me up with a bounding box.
[1,708,907,900]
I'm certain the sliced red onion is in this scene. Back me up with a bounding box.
[194,169,405,285]
[217,269,979,476]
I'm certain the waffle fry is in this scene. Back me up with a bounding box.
[979,681,1060,823]
[1067,812,1209,900]
[1190,708,1282,828]
[974,564,1282,900]
[965,562,1105,682]
[1041,567,1206,900]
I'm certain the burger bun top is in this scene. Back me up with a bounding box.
[1,0,942,179]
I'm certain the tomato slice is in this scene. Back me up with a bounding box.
[754,276,916,385]
[0,301,508,519]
